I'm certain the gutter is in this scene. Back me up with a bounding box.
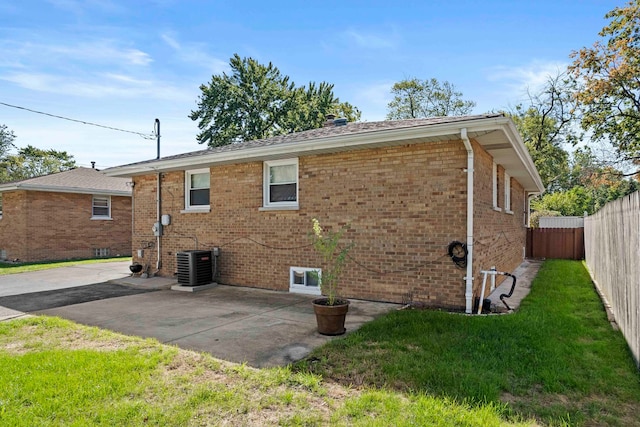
[461,128,475,314]
[0,184,131,197]
[103,117,523,177]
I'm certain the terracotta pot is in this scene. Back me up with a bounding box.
[312,298,350,335]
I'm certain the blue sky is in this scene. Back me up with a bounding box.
[0,0,617,169]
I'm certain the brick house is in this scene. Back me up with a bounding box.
[105,114,543,312]
[0,167,132,262]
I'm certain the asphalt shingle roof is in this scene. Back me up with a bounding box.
[0,167,131,194]
[115,114,504,168]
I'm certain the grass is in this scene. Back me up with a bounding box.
[293,260,640,426]
[0,256,131,275]
[0,317,532,426]
[0,259,637,425]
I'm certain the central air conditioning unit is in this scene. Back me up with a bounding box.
[176,250,213,286]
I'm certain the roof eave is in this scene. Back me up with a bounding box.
[0,184,131,196]
[103,118,508,176]
[103,116,545,194]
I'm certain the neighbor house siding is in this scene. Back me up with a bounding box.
[0,190,132,262]
[133,140,474,308]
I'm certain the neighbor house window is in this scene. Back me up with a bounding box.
[92,195,111,219]
[504,172,512,213]
[184,169,210,212]
[289,267,321,295]
[263,158,298,209]
[492,162,501,211]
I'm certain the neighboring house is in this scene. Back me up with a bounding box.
[0,167,132,262]
[105,114,544,312]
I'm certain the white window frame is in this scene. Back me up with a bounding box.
[91,195,111,220]
[504,172,513,214]
[182,168,210,213]
[289,267,321,295]
[261,158,299,210]
[492,162,501,211]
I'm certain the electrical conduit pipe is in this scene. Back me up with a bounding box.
[461,128,474,314]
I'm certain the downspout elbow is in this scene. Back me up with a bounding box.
[461,128,474,314]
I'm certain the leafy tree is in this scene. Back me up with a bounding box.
[386,77,476,119]
[501,72,579,192]
[508,73,578,191]
[569,0,640,163]
[0,124,16,158]
[190,54,361,148]
[532,146,639,216]
[0,145,76,183]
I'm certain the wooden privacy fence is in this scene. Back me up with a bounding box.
[584,191,640,369]
[526,228,585,260]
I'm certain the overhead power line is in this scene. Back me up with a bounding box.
[0,101,156,140]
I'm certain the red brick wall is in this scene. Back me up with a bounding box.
[0,190,132,262]
[132,139,529,308]
[0,191,28,261]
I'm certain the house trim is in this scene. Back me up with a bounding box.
[0,184,130,197]
[103,116,545,194]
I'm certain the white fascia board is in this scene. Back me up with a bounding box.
[105,116,544,194]
[500,120,545,193]
[0,184,131,196]
[104,121,470,177]
[466,116,544,193]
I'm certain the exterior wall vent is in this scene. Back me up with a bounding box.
[176,250,213,286]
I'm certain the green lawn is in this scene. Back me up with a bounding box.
[0,257,131,275]
[0,317,532,426]
[294,260,640,426]
[0,259,637,425]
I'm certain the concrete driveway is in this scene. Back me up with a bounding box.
[0,262,398,367]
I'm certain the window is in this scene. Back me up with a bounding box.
[94,248,110,257]
[504,172,512,213]
[289,267,321,295]
[92,195,111,219]
[492,162,501,211]
[263,159,298,209]
[184,169,210,211]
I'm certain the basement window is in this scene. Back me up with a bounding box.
[289,267,321,295]
[91,195,111,219]
[94,248,110,257]
[261,159,299,210]
[183,168,210,212]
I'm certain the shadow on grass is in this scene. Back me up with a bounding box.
[293,260,640,426]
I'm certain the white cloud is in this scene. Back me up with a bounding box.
[161,32,228,74]
[1,70,192,101]
[486,60,569,95]
[351,81,394,121]
[343,29,397,49]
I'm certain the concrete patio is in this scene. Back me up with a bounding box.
[32,280,399,367]
[0,258,542,367]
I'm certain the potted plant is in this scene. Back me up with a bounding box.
[310,218,353,335]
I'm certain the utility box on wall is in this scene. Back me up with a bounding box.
[176,250,213,286]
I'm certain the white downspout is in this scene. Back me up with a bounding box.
[461,128,474,314]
